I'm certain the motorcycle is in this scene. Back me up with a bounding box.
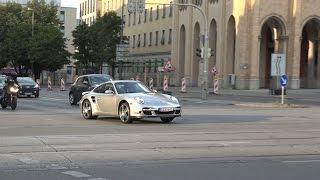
[0,80,19,110]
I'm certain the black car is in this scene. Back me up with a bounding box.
[69,74,113,105]
[17,77,40,98]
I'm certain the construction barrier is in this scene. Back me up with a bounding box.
[135,76,140,82]
[36,79,41,90]
[213,78,219,94]
[163,76,168,92]
[149,78,154,90]
[181,78,187,93]
[60,78,66,91]
[47,78,52,91]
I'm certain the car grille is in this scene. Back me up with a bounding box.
[20,85,35,93]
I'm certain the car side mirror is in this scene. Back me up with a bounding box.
[105,90,114,95]
[83,80,89,85]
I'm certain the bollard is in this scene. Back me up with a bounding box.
[181,78,187,93]
[60,78,66,91]
[149,78,154,90]
[163,76,168,92]
[47,78,52,91]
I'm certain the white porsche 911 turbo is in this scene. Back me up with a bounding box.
[79,80,181,123]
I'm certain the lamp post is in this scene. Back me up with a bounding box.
[27,8,34,37]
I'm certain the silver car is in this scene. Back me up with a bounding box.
[79,80,181,123]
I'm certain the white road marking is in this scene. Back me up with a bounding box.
[18,157,39,164]
[40,97,67,102]
[88,178,108,180]
[62,171,91,178]
[282,160,320,163]
[182,141,251,146]
[46,164,67,170]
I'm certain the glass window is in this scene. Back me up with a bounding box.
[169,3,173,17]
[137,34,141,47]
[149,7,153,21]
[89,75,112,85]
[144,9,147,23]
[168,29,172,44]
[133,35,136,48]
[156,5,159,20]
[128,13,131,26]
[76,77,84,85]
[138,13,141,24]
[149,32,152,46]
[161,30,165,45]
[115,82,150,94]
[162,4,166,18]
[133,12,136,25]
[143,33,146,47]
[155,31,158,46]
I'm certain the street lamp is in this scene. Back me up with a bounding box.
[27,8,34,37]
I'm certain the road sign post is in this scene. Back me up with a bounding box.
[280,75,288,105]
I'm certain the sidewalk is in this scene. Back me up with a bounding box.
[41,85,320,107]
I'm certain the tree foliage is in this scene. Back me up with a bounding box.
[72,11,121,75]
[0,1,70,78]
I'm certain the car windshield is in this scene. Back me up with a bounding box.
[17,77,35,84]
[115,82,151,94]
[90,75,111,85]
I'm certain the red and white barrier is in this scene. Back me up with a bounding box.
[163,76,168,91]
[135,76,140,82]
[47,78,52,91]
[181,78,187,93]
[60,78,66,91]
[36,79,41,90]
[149,78,154,90]
[213,78,219,94]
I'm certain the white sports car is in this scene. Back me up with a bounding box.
[79,80,181,123]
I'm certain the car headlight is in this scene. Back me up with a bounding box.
[170,96,179,103]
[9,86,19,93]
[134,97,145,104]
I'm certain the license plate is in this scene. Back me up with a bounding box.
[25,93,32,95]
[159,107,173,112]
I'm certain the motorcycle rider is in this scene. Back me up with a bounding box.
[3,74,19,98]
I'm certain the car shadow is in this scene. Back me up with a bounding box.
[95,114,274,124]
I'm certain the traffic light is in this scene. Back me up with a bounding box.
[196,48,204,58]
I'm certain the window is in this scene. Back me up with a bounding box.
[168,29,172,44]
[59,11,65,22]
[133,12,136,25]
[128,13,131,26]
[144,9,147,23]
[128,36,130,46]
[84,1,87,15]
[169,3,173,16]
[162,4,166,18]
[137,34,141,47]
[133,35,136,48]
[161,30,165,45]
[143,33,146,47]
[156,6,159,20]
[93,0,95,12]
[138,13,141,24]
[155,31,159,46]
[80,4,82,17]
[149,32,152,46]
[123,15,126,26]
[149,7,153,22]
[90,0,92,13]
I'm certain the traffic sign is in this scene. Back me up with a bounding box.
[271,54,286,76]
[280,75,288,87]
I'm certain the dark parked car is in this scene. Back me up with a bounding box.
[69,74,113,105]
[17,77,40,98]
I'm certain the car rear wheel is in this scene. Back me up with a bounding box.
[119,102,132,124]
[69,92,77,105]
[160,117,174,123]
[82,100,96,119]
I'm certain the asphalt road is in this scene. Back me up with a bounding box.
[1,90,320,179]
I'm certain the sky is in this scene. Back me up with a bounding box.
[61,0,80,18]
[61,0,78,8]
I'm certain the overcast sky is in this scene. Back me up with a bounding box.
[61,0,78,8]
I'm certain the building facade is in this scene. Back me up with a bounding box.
[58,7,77,83]
[0,0,61,5]
[172,0,320,89]
[80,0,102,26]
[101,0,173,84]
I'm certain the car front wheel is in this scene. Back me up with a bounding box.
[82,100,96,119]
[119,102,133,124]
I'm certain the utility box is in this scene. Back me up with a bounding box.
[228,74,236,88]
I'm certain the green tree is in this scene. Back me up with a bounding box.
[72,11,121,75]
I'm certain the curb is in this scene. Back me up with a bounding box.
[235,103,308,108]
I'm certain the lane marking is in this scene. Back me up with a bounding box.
[62,171,91,178]
[40,97,67,102]
[282,160,320,163]
[18,157,39,164]
[88,178,108,180]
